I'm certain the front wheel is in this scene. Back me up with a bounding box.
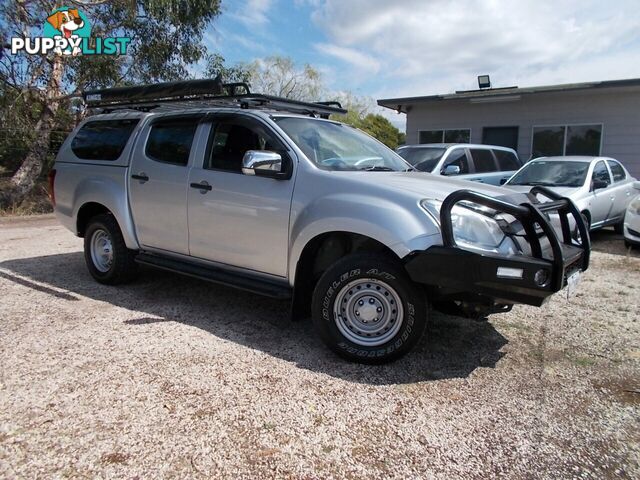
[312,253,428,364]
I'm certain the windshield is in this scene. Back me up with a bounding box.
[508,160,589,187]
[397,147,445,172]
[274,117,411,171]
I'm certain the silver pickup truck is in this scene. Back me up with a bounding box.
[51,79,590,363]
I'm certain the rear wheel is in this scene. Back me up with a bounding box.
[84,214,138,285]
[312,253,428,364]
[614,219,624,234]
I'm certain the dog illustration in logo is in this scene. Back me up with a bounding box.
[46,8,84,55]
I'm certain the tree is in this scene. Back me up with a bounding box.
[0,0,223,208]
[359,114,405,150]
[329,94,405,149]
[246,56,324,101]
[204,53,252,85]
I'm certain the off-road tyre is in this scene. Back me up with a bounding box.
[311,253,428,364]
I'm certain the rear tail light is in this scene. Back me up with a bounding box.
[48,168,56,207]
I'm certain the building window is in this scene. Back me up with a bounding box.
[419,129,470,144]
[566,125,602,156]
[531,124,602,158]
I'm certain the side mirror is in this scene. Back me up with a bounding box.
[633,181,640,191]
[242,150,283,178]
[442,164,461,176]
[500,178,508,185]
[591,178,609,191]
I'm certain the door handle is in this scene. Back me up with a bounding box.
[131,173,149,182]
[190,181,212,192]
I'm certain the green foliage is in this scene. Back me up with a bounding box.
[0,0,224,183]
[329,92,404,149]
[332,110,404,149]
[0,82,74,176]
[359,114,405,150]
[204,54,253,85]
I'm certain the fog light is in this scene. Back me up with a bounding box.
[496,267,523,279]
[534,269,550,287]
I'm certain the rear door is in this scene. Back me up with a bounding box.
[128,116,201,255]
[467,148,501,184]
[606,159,634,222]
[589,160,614,226]
[493,149,522,185]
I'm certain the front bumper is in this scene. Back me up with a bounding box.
[624,211,640,245]
[406,186,590,307]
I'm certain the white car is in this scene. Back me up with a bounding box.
[505,156,637,232]
[624,182,640,247]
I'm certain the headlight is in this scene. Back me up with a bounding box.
[628,197,640,216]
[421,199,518,255]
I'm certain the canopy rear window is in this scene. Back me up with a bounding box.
[71,119,139,161]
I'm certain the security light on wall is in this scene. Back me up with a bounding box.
[478,75,491,89]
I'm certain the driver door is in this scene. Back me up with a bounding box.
[187,114,296,277]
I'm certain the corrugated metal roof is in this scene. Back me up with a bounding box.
[378,77,640,111]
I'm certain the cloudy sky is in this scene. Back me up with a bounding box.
[206,0,640,127]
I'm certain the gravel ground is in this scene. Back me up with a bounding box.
[0,215,638,479]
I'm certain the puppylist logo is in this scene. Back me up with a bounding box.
[11,6,130,56]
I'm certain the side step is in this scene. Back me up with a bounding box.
[135,253,292,300]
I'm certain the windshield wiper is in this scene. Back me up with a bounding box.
[360,166,395,172]
[512,181,557,186]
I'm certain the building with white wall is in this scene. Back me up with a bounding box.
[378,78,640,178]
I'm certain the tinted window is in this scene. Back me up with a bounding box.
[441,149,469,174]
[444,129,470,143]
[507,160,589,187]
[419,130,443,144]
[532,126,564,157]
[71,119,139,160]
[607,160,626,182]
[207,119,286,173]
[469,149,496,173]
[397,147,445,172]
[566,125,601,156]
[592,161,611,186]
[494,150,521,171]
[146,119,198,166]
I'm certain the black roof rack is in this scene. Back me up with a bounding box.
[82,78,347,118]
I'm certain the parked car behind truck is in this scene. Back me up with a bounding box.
[51,79,590,363]
[505,156,637,232]
[396,143,522,186]
[623,182,640,248]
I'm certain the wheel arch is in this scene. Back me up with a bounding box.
[70,174,140,250]
[76,202,112,237]
[581,209,591,230]
[290,230,400,319]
